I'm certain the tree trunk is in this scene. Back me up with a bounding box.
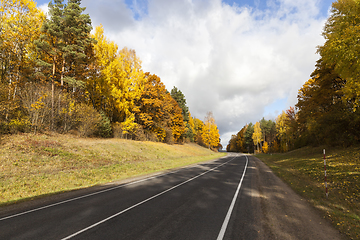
[51,57,56,131]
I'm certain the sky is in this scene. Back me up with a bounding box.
[35,0,335,147]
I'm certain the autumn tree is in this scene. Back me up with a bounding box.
[87,25,146,137]
[115,47,145,136]
[201,112,220,149]
[226,125,248,152]
[87,24,117,116]
[276,111,288,152]
[186,112,195,142]
[236,126,247,152]
[262,141,269,154]
[135,73,168,141]
[170,86,194,141]
[252,122,263,153]
[193,117,205,145]
[170,87,189,121]
[227,134,238,152]
[0,0,45,132]
[296,58,359,146]
[318,0,360,109]
[163,93,185,143]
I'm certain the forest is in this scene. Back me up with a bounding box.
[0,0,221,149]
[227,0,360,153]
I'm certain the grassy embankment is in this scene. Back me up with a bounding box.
[0,133,225,206]
[256,146,360,240]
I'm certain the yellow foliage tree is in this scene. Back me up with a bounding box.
[201,112,220,149]
[87,24,117,114]
[0,0,44,123]
[276,111,288,152]
[262,141,269,153]
[252,122,263,153]
[163,93,185,143]
[89,25,145,137]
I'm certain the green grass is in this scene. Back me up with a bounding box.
[0,133,225,206]
[256,146,360,240]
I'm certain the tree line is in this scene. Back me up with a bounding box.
[0,0,220,149]
[227,0,360,152]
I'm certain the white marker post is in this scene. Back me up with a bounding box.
[324,149,328,198]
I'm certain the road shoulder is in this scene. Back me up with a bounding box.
[251,156,346,240]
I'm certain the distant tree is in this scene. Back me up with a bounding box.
[186,112,195,142]
[227,134,238,152]
[244,123,254,153]
[262,141,269,154]
[260,118,276,145]
[193,117,205,145]
[236,126,247,152]
[163,93,185,143]
[201,112,220,149]
[252,122,263,153]
[276,111,288,152]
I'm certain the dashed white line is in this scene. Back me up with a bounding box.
[217,155,249,240]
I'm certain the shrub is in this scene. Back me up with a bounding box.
[165,128,174,144]
[21,83,52,133]
[96,112,112,138]
[75,103,101,137]
[134,125,146,141]
[8,117,31,133]
[113,122,124,138]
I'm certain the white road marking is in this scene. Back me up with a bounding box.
[1,156,232,222]
[0,169,185,221]
[217,155,249,240]
[61,157,237,240]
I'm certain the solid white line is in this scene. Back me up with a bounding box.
[217,155,249,240]
[61,157,237,240]
[0,169,184,221]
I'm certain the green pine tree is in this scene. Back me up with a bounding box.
[170,86,189,122]
[61,0,95,91]
[34,0,65,130]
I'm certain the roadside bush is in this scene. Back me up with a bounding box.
[21,83,52,133]
[134,125,147,141]
[75,103,101,137]
[96,112,112,138]
[57,93,76,133]
[113,122,123,138]
[145,130,159,142]
[8,116,31,133]
[165,128,174,145]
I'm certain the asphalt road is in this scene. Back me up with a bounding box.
[0,154,345,240]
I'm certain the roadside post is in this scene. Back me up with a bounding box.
[324,149,328,198]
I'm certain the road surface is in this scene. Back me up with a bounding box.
[0,154,344,239]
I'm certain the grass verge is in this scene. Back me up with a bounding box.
[256,146,360,240]
[0,133,225,206]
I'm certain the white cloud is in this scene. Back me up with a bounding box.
[82,0,328,146]
[39,3,49,17]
